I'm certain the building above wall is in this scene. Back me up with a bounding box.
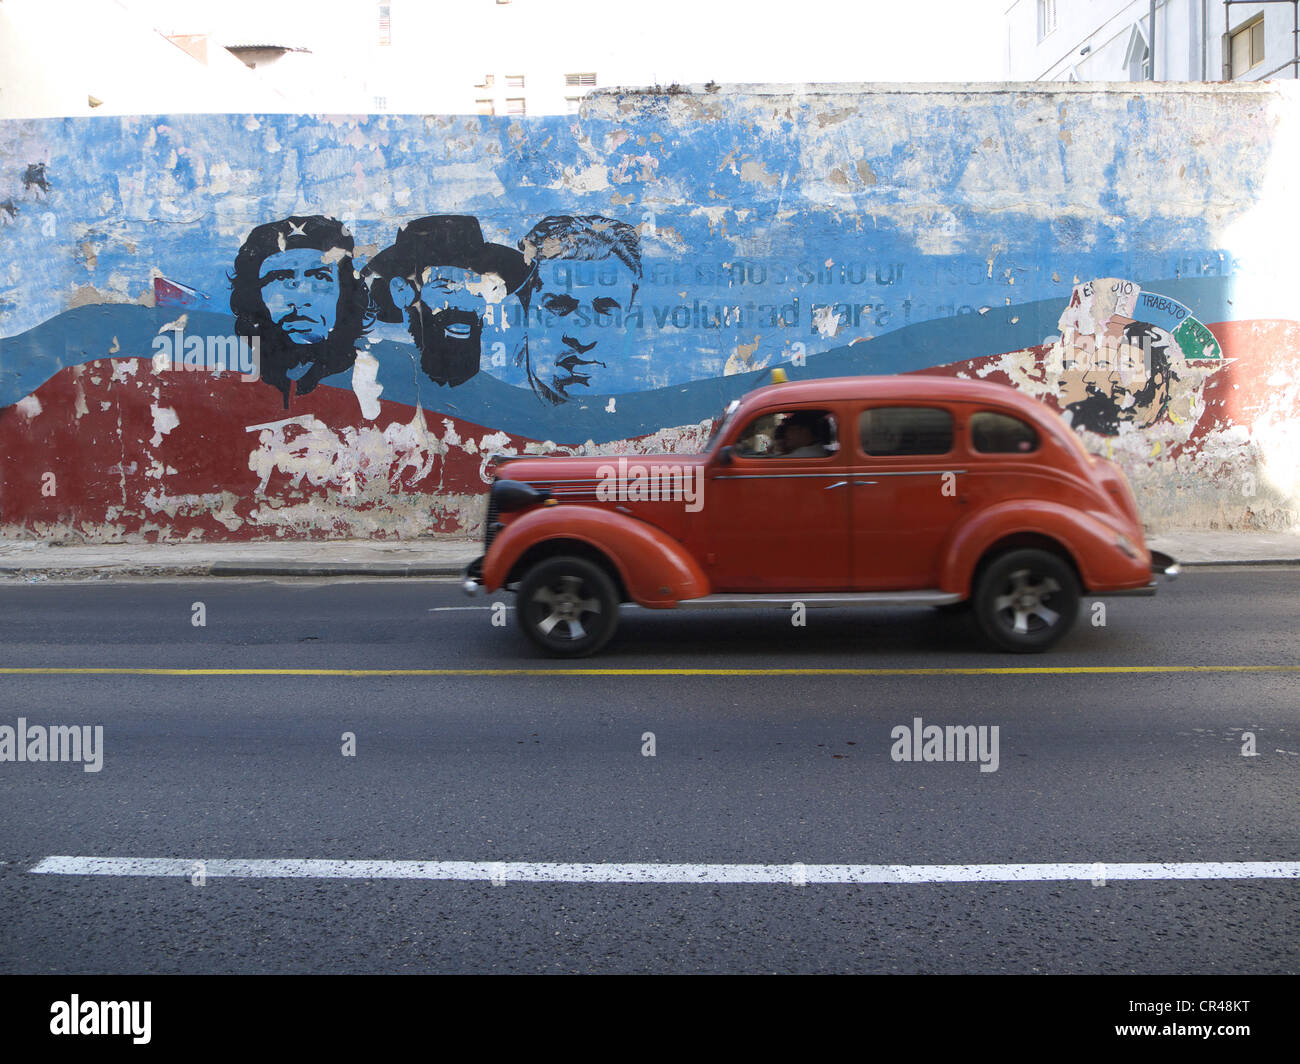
[1005,0,1299,82]
[1,0,1013,120]
[0,0,296,118]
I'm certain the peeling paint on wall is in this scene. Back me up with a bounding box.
[1,85,1298,540]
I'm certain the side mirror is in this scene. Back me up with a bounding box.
[714,445,733,467]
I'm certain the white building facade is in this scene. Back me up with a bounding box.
[1006,0,1300,81]
[3,0,1013,121]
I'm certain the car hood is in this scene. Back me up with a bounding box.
[493,453,707,486]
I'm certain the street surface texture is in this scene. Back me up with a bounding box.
[0,569,1296,973]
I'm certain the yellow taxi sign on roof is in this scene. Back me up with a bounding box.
[770,367,788,384]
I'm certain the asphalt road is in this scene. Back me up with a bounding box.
[0,569,1296,973]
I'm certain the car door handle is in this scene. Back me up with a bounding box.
[824,480,848,490]
[855,480,878,486]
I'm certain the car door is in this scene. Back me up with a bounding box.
[849,402,965,590]
[699,404,852,592]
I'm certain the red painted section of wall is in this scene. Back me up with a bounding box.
[4,318,1297,540]
[0,357,531,540]
[909,319,1300,461]
[1184,321,1300,450]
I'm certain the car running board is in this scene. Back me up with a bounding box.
[673,590,964,610]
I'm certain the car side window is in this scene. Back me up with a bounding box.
[859,406,953,456]
[734,409,837,458]
[970,411,1039,454]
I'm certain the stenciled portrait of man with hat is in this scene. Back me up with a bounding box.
[363,215,528,388]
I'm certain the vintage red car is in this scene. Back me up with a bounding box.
[464,372,1177,655]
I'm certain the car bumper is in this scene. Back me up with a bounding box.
[1092,551,1179,597]
[1150,549,1180,578]
[463,555,484,596]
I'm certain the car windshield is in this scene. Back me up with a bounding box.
[701,399,740,453]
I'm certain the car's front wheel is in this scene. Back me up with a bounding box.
[517,555,619,657]
[972,548,1079,653]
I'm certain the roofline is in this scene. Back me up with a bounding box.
[749,374,1026,399]
[733,373,1064,422]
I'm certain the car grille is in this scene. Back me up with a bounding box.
[483,493,501,552]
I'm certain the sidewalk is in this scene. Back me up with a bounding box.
[0,538,480,580]
[1,531,1298,581]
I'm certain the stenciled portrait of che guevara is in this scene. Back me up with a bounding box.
[229,215,372,408]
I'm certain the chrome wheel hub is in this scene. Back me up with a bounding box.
[532,575,602,640]
[993,568,1061,634]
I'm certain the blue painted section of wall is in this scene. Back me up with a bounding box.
[0,275,1233,444]
[0,96,1261,421]
[2,89,1295,539]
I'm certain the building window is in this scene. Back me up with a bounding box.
[378,3,391,46]
[565,72,597,87]
[476,99,495,116]
[565,96,584,114]
[1230,17,1266,77]
[1037,0,1057,42]
[373,95,387,111]
[1125,25,1151,81]
[1127,45,1151,81]
[506,74,525,89]
[475,74,495,89]
[506,97,526,115]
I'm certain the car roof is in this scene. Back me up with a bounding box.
[741,374,1055,421]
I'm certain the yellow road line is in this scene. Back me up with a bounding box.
[0,665,1297,678]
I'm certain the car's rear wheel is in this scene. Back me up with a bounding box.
[517,555,619,657]
[972,548,1079,653]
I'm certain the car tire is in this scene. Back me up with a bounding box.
[517,555,620,658]
[972,548,1079,653]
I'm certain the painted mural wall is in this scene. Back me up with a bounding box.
[0,84,1297,541]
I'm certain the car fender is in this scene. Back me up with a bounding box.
[483,504,711,607]
[940,500,1148,596]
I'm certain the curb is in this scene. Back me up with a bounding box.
[209,560,473,577]
[0,560,477,580]
[1176,558,1300,567]
[1,557,1296,581]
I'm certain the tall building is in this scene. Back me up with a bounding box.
[1005,0,1299,82]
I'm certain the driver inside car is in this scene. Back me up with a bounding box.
[776,411,831,457]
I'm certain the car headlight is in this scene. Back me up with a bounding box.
[1115,534,1139,560]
